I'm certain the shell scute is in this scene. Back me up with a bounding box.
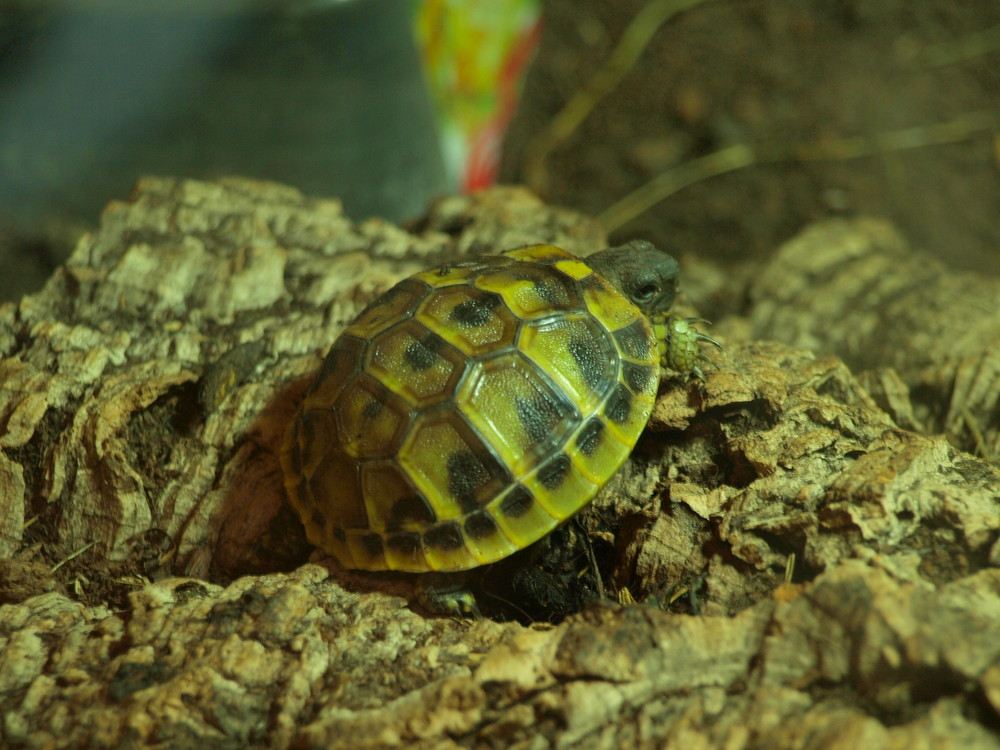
[344,278,426,340]
[365,319,466,406]
[518,314,618,414]
[333,375,409,459]
[458,351,579,478]
[416,285,518,356]
[397,408,511,519]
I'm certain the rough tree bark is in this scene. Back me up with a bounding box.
[743,217,1000,457]
[0,178,998,749]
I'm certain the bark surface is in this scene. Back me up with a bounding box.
[1,178,998,749]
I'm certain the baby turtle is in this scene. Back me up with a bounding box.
[281,241,713,613]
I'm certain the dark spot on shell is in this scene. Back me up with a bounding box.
[450,293,501,327]
[614,319,652,360]
[447,450,504,513]
[605,385,632,424]
[531,278,570,307]
[499,486,534,518]
[515,394,564,446]
[424,523,464,551]
[464,511,499,540]
[508,264,578,310]
[387,495,436,531]
[403,333,444,371]
[310,509,327,527]
[576,418,604,457]
[361,400,382,420]
[332,527,346,541]
[361,533,384,559]
[622,361,656,394]
[537,454,570,490]
[386,532,421,557]
[568,333,605,393]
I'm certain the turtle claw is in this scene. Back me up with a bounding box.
[690,334,722,381]
[696,332,723,351]
[415,580,482,619]
[682,317,723,351]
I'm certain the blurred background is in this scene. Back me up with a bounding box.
[0,0,997,303]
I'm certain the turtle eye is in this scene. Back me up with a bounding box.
[632,283,659,305]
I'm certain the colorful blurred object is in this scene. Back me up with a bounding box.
[414,0,541,192]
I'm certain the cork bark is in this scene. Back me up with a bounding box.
[1,178,998,749]
[743,217,1000,457]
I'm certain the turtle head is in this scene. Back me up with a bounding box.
[585,240,680,316]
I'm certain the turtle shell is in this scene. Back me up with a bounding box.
[282,244,663,573]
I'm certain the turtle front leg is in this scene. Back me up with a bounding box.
[414,574,482,619]
[655,317,722,378]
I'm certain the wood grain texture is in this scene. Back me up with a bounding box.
[1,179,998,749]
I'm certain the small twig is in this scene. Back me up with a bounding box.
[524,0,711,192]
[961,406,991,459]
[908,24,1000,68]
[599,143,755,231]
[51,540,98,573]
[599,110,999,231]
[668,584,689,605]
[581,530,606,601]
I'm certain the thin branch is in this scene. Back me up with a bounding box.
[51,540,98,573]
[599,110,999,231]
[524,0,711,191]
[909,24,1000,67]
